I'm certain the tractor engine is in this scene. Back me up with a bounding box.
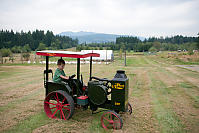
[88,81,108,105]
[88,70,129,112]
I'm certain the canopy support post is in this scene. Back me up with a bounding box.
[46,56,49,96]
[89,56,92,81]
[77,58,80,80]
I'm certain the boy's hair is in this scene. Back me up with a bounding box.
[57,59,65,65]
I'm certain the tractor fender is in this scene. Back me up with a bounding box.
[46,81,72,96]
[64,84,72,96]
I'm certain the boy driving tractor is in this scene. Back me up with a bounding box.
[53,59,69,83]
[36,50,132,130]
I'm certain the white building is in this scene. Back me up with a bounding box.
[81,50,114,61]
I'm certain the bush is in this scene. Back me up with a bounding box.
[9,56,15,63]
[0,48,12,57]
[127,48,131,52]
[188,50,194,55]
[149,47,157,52]
[22,53,30,61]
[23,44,31,53]
[76,45,82,51]
[11,46,22,53]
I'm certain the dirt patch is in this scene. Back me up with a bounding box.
[171,90,199,133]
[0,92,44,132]
[32,109,94,133]
[122,69,159,133]
[153,67,199,132]
[0,66,44,132]
[0,77,43,106]
[154,71,181,87]
[166,67,199,88]
[32,120,89,133]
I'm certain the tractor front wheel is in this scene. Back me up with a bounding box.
[127,102,132,115]
[44,90,74,120]
[101,110,123,130]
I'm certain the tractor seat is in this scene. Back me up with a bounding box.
[46,80,69,89]
[48,80,54,83]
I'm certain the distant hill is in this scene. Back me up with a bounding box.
[59,31,145,44]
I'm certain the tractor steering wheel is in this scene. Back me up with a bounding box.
[69,74,76,80]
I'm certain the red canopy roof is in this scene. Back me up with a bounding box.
[36,50,100,58]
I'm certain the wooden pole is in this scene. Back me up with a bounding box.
[124,50,126,66]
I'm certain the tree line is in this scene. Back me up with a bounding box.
[0,29,78,63]
[77,35,199,52]
[0,29,78,52]
[117,35,198,52]
[1,29,199,57]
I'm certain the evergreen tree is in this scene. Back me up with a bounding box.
[37,43,46,50]
[0,29,77,51]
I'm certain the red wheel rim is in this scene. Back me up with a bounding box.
[44,92,71,120]
[101,112,122,130]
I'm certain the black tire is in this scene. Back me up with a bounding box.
[89,103,98,112]
[44,90,74,120]
[127,102,132,115]
[101,110,123,130]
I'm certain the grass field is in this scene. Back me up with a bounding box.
[0,53,199,133]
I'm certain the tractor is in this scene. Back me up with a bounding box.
[36,50,132,130]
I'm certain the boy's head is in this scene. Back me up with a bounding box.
[57,59,65,70]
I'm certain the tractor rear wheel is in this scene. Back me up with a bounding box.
[101,110,123,130]
[44,90,74,120]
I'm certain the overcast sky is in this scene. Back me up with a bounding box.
[0,0,198,37]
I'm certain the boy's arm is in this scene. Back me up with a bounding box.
[60,75,69,80]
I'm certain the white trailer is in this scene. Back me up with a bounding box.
[81,50,114,61]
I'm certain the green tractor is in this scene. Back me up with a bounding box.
[36,50,132,130]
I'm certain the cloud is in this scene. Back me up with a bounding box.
[0,0,198,37]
